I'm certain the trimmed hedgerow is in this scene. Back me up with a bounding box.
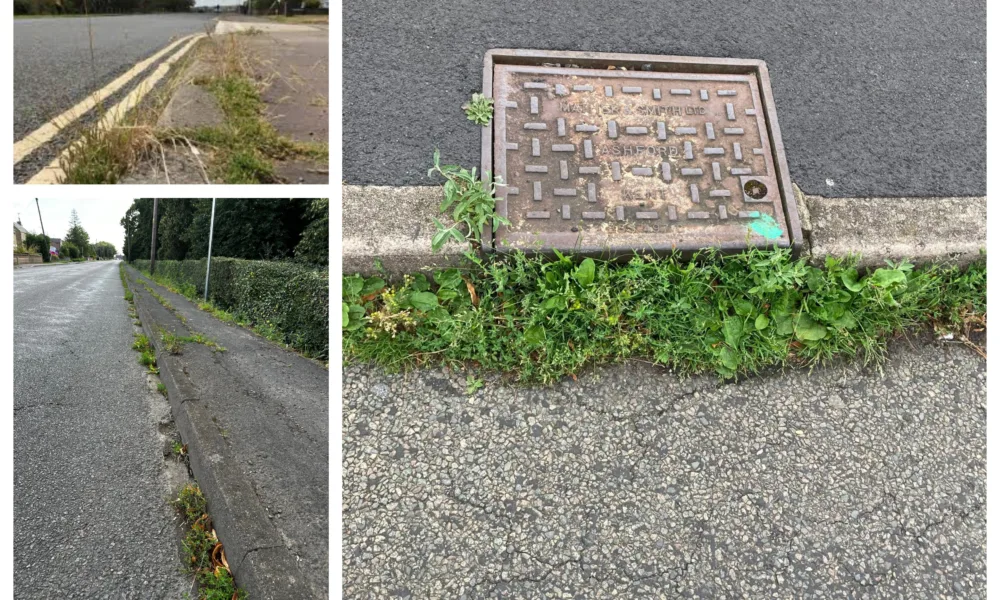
[133,258,328,359]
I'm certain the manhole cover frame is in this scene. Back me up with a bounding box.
[480,48,803,257]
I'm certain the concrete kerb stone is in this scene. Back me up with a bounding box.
[343,185,468,278]
[803,194,986,268]
[123,267,314,600]
[343,185,985,275]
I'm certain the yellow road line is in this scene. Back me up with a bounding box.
[14,34,196,165]
[26,33,205,185]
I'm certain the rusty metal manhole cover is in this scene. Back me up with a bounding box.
[480,50,802,256]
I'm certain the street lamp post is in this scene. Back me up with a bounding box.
[204,199,216,302]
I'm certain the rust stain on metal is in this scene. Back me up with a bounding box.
[481,50,802,257]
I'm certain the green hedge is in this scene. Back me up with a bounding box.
[132,258,328,359]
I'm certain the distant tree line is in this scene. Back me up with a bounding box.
[121,199,328,265]
[17,209,117,261]
[15,0,195,16]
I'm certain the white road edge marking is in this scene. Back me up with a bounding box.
[26,33,205,185]
[14,34,196,165]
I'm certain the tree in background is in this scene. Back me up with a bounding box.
[65,209,91,257]
[294,198,328,265]
[23,232,52,262]
[94,242,117,260]
[61,241,81,260]
[122,199,326,265]
[14,0,195,15]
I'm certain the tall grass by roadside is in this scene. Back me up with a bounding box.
[344,249,986,383]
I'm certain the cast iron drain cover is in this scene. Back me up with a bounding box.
[481,49,802,256]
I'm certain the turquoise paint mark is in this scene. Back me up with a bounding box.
[749,214,783,239]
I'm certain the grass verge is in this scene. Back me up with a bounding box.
[344,249,987,383]
[173,484,247,600]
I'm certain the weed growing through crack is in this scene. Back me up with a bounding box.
[462,92,494,126]
[157,382,168,396]
[172,484,247,600]
[161,328,227,354]
[344,249,987,383]
[428,150,508,252]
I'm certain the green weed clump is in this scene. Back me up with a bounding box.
[343,249,986,383]
[171,484,247,600]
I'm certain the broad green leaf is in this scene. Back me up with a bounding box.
[723,316,744,347]
[361,277,385,296]
[543,296,566,311]
[437,289,460,302]
[794,314,828,341]
[409,291,439,311]
[733,298,754,316]
[411,274,430,292]
[341,302,349,327]
[755,314,769,330]
[574,258,596,288]
[524,324,546,346]
[719,346,740,371]
[840,269,864,292]
[434,269,463,290]
[872,268,907,288]
[831,311,858,330]
[345,305,366,331]
[343,275,364,298]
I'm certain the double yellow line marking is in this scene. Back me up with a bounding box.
[17,32,206,184]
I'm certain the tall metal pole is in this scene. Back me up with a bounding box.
[150,198,159,274]
[35,199,45,236]
[204,199,216,301]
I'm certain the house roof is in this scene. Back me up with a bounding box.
[14,222,28,234]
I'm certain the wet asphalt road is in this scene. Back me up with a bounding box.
[14,261,190,599]
[13,13,215,141]
[344,0,985,198]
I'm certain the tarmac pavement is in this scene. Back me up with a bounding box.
[126,267,329,599]
[14,260,191,599]
[343,334,986,598]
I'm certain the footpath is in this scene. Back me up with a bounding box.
[125,266,328,599]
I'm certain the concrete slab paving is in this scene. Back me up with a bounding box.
[343,334,985,598]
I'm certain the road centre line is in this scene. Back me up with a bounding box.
[14,34,194,165]
[26,33,205,185]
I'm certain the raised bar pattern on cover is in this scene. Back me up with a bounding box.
[661,162,672,182]
[523,82,548,89]
[636,211,659,219]
[533,181,542,200]
[653,88,661,100]
[671,88,691,95]
[557,118,566,136]
[531,138,540,156]
[734,143,742,160]
[576,124,598,133]
[675,127,697,135]
[562,204,571,219]
[704,147,724,155]
[524,122,547,130]
[681,167,703,176]
[726,103,735,120]
[587,183,596,202]
[584,139,594,159]
[527,211,550,218]
[710,190,731,197]
[657,122,667,140]
[525,165,548,173]
[712,162,722,181]
[632,167,653,176]
[560,160,569,179]
[530,96,539,114]
[608,120,618,138]
[625,126,649,135]
[724,127,744,135]
[553,188,577,196]
[552,144,575,152]
[684,141,694,159]
[612,162,621,180]
[687,211,710,219]
[706,123,716,140]
[583,212,606,220]
[616,206,625,221]
[579,166,600,174]
[622,86,642,94]
[690,184,700,203]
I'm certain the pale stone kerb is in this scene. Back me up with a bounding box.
[342,185,469,278]
[805,195,986,268]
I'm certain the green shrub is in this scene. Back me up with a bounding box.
[24,233,51,262]
[132,258,328,359]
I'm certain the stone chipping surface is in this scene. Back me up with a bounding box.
[343,336,986,599]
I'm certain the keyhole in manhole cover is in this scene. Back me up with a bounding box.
[744,180,768,199]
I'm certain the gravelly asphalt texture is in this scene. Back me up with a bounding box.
[343,336,986,598]
[14,13,215,141]
[129,269,330,598]
[343,0,985,198]
[14,261,190,599]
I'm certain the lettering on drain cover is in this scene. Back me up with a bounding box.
[492,63,785,250]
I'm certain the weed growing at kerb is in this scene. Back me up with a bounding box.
[344,248,986,383]
[462,92,494,126]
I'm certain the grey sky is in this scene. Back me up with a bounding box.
[13,199,134,254]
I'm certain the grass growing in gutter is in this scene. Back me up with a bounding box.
[159,34,328,183]
[160,327,227,354]
[172,484,247,600]
[344,249,986,383]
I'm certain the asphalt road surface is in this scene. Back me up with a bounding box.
[344,336,986,598]
[14,261,190,598]
[13,13,215,141]
[344,0,985,198]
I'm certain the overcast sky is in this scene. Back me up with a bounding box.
[13,199,134,254]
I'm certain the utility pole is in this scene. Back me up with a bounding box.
[35,199,45,236]
[150,199,159,274]
[204,199,217,301]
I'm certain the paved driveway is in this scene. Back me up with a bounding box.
[343,335,985,598]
